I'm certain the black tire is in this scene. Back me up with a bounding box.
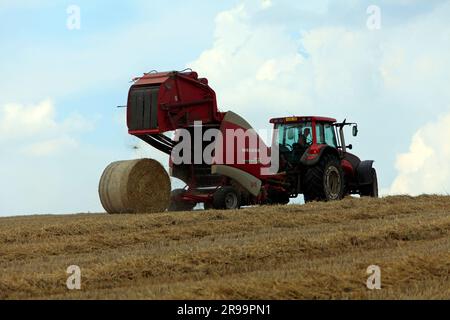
[213,186,241,210]
[168,189,195,212]
[303,154,345,202]
[360,169,379,198]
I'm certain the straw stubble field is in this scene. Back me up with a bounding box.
[0,195,449,299]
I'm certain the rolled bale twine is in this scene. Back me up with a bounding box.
[99,159,171,214]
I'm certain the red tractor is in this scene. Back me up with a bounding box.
[100,70,378,213]
[269,116,378,203]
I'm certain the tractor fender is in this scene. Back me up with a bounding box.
[211,165,262,197]
[300,145,340,166]
[357,160,375,185]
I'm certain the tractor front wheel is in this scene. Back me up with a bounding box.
[304,154,345,202]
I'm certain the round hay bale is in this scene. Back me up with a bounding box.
[98,159,171,214]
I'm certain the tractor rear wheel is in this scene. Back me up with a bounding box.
[213,186,241,210]
[168,189,195,212]
[360,169,379,198]
[303,154,345,202]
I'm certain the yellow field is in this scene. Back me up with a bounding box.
[0,195,449,300]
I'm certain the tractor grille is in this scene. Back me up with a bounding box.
[128,86,159,130]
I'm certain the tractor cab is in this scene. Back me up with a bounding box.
[269,116,374,200]
[270,116,339,169]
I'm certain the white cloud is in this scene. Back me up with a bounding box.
[0,100,56,140]
[21,136,79,157]
[189,4,311,119]
[261,0,272,10]
[0,100,103,216]
[390,112,450,195]
[0,100,92,155]
[188,2,389,125]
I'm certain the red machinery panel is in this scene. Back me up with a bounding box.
[127,71,225,135]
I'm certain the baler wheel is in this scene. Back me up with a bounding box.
[213,186,241,210]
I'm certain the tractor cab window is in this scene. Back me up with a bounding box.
[316,124,325,144]
[324,124,337,147]
[316,123,337,147]
[276,122,313,151]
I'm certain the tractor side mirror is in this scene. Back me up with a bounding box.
[352,125,359,137]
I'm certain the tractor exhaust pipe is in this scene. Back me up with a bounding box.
[339,126,346,153]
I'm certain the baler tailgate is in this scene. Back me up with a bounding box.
[128,86,159,131]
[127,71,223,135]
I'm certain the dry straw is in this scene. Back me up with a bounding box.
[99,159,171,214]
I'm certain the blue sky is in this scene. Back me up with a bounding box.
[1,0,450,216]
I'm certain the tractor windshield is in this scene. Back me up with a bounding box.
[276,122,313,150]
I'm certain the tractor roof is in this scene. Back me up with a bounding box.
[270,116,337,124]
